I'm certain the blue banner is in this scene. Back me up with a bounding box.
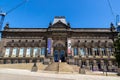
[47,38,51,54]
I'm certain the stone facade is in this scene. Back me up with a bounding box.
[0,16,118,71]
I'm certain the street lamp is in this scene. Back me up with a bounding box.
[31,52,38,72]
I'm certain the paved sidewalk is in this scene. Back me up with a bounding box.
[0,68,120,80]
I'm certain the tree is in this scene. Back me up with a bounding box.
[114,34,120,68]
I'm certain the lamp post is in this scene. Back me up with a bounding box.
[31,52,38,72]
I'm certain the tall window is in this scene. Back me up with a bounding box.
[87,48,92,55]
[101,48,106,56]
[26,48,31,57]
[33,48,38,57]
[12,48,17,57]
[108,48,112,56]
[19,48,24,57]
[80,48,85,56]
[94,48,99,56]
[41,47,45,55]
[5,48,10,57]
[74,48,78,56]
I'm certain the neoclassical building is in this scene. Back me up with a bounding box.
[0,16,118,71]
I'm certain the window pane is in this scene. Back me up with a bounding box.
[74,48,78,55]
[5,48,10,57]
[26,48,31,57]
[80,48,85,56]
[12,48,17,57]
[19,48,24,57]
[41,47,45,55]
[33,48,38,57]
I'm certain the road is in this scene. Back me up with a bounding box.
[0,68,119,80]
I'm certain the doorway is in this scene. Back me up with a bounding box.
[54,50,65,62]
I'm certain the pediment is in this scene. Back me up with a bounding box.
[50,21,70,29]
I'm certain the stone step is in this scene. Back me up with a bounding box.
[59,62,74,72]
[44,62,59,71]
[0,63,47,71]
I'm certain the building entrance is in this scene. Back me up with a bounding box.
[54,50,65,62]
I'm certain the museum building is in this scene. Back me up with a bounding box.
[0,16,118,71]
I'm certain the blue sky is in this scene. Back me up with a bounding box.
[0,0,120,29]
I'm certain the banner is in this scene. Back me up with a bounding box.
[47,38,51,54]
[12,48,17,57]
[33,48,38,57]
[26,48,31,57]
[19,48,24,57]
[67,39,72,54]
[4,48,10,57]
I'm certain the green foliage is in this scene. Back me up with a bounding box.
[114,35,120,68]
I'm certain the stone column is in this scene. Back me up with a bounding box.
[105,48,108,56]
[78,47,80,56]
[98,48,101,56]
[92,48,95,57]
[99,48,102,57]
[2,47,6,57]
[85,48,88,56]
[100,60,104,70]
[17,47,20,57]
[93,60,98,71]
[10,47,13,57]
[108,60,112,71]
[39,48,41,56]
[79,60,82,67]
[24,47,27,57]
[86,60,90,70]
[51,47,53,56]
[37,48,40,57]
[72,48,74,56]
[31,47,33,57]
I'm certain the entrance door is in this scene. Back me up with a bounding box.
[60,50,65,62]
[54,50,59,62]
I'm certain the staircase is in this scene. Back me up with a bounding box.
[59,62,74,72]
[44,62,80,73]
[44,62,59,71]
